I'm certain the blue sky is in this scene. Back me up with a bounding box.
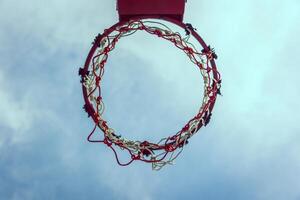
[0,0,300,199]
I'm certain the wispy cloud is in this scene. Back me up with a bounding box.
[0,0,300,200]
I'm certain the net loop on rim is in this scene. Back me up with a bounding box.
[81,19,221,170]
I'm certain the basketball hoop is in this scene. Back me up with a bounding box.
[79,0,221,170]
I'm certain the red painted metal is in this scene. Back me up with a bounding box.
[80,15,220,155]
[80,2,221,168]
[117,0,186,22]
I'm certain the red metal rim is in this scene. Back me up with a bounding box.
[80,16,221,166]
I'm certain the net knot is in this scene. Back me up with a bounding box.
[96,76,101,86]
[131,154,140,160]
[202,45,218,59]
[154,29,163,37]
[103,138,112,147]
[165,144,175,152]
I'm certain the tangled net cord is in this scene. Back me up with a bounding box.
[82,20,221,170]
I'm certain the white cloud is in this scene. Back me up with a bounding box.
[0,70,38,144]
[0,0,300,199]
[0,0,118,57]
